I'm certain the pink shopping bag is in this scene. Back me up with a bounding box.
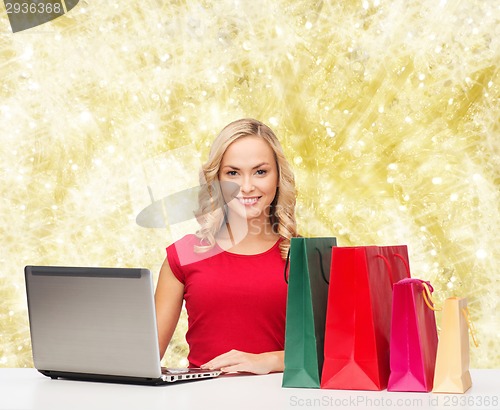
[388,278,438,392]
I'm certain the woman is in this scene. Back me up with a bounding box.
[155,118,297,375]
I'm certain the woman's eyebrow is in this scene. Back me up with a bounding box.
[222,162,270,170]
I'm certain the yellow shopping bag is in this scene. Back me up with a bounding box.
[432,297,478,394]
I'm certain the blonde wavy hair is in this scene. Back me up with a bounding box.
[194,118,297,259]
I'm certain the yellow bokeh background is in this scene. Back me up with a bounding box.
[0,0,498,369]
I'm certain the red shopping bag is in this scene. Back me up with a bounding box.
[387,279,438,392]
[320,246,410,390]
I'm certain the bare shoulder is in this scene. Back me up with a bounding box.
[157,256,182,287]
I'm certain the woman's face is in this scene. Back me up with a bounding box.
[219,135,279,226]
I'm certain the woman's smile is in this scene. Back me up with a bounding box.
[237,196,261,206]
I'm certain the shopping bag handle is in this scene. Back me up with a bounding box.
[376,255,395,287]
[315,247,330,285]
[283,246,330,284]
[395,278,441,312]
[284,247,291,284]
[393,253,411,278]
[376,253,411,289]
[462,306,480,347]
[421,282,441,311]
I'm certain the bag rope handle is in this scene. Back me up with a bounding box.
[283,246,331,285]
[284,247,291,284]
[315,247,330,285]
[393,253,411,278]
[421,283,479,347]
[376,254,395,288]
[377,252,412,288]
[462,306,480,347]
[421,282,441,311]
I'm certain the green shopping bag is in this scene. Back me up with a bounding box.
[282,237,337,388]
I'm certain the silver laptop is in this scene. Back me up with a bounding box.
[24,265,221,385]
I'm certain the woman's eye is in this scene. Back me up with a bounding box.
[227,171,238,176]
[256,169,267,175]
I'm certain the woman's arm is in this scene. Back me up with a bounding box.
[154,256,185,359]
[201,350,284,375]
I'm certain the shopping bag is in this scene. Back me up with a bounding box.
[387,278,438,392]
[321,245,411,390]
[433,297,477,393]
[282,237,337,388]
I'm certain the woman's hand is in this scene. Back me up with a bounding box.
[200,350,284,375]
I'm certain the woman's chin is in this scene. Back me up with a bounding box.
[228,205,264,222]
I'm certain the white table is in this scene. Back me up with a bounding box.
[0,369,498,410]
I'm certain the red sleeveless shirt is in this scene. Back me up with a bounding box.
[166,234,287,367]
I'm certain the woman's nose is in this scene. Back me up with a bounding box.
[240,176,255,193]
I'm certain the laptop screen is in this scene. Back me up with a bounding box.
[25,266,162,379]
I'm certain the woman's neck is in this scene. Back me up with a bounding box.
[216,216,279,255]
